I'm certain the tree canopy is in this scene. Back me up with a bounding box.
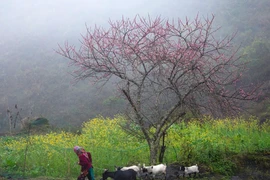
[58,15,260,163]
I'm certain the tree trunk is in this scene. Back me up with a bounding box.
[149,140,160,164]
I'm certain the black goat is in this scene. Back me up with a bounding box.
[100,169,136,180]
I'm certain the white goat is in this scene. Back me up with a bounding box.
[116,164,141,174]
[184,164,199,177]
[142,163,166,178]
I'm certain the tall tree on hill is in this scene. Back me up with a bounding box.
[57,15,260,164]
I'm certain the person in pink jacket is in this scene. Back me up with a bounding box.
[74,146,95,180]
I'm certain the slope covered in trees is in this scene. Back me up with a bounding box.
[217,0,270,120]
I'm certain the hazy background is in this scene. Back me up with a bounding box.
[1,0,269,131]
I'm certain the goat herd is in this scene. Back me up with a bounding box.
[100,163,199,180]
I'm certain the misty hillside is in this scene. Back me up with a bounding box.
[0,0,269,132]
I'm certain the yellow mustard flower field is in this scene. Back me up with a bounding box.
[0,116,269,178]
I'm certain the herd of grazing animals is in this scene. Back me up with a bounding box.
[100,163,199,180]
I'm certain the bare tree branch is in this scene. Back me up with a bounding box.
[57,14,261,163]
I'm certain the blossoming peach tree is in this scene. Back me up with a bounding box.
[57,15,260,164]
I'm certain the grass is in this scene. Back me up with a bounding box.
[0,116,269,179]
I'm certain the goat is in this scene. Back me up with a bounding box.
[184,164,199,177]
[115,164,141,173]
[100,169,114,180]
[165,163,185,180]
[101,169,137,180]
[142,163,166,178]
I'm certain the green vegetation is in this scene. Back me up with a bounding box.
[0,116,269,179]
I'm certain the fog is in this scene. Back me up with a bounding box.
[0,0,219,65]
[1,0,216,41]
[1,0,267,131]
[1,0,219,62]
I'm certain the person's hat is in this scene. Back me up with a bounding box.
[73,145,82,153]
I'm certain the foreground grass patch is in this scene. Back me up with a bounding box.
[0,116,269,178]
